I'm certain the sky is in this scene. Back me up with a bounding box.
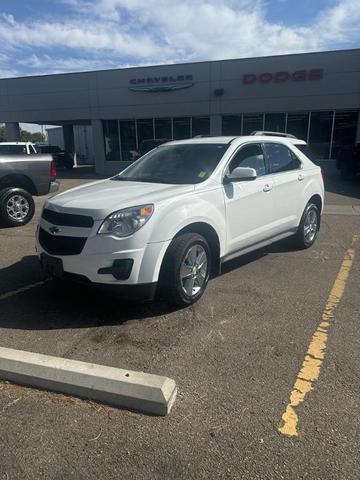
[0,0,359,80]
[0,0,359,133]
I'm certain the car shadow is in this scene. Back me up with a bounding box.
[0,255,179,330]
[220,237,297,276]
[0,238,298,331]
[0,255,46,292]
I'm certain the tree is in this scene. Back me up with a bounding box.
[20,130,45,143]
[0,124,45,143]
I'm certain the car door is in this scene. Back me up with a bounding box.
[262,142,304,233]
[223,142,277,255]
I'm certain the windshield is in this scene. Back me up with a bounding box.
[0,145,27,155]
[112,143,229,184]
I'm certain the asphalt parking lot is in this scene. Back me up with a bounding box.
[0,167,359,480]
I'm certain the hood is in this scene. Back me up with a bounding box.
[47,178,195,219]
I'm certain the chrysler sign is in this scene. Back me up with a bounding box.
[129,74,194,92]
[242,68,324,84]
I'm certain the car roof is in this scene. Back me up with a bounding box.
[168,136,237,145]
[166,136,307,146]
[0,142,29,145]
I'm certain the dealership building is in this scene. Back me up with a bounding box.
[0,48,359,174]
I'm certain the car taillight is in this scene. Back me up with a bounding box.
[50,160,57,178]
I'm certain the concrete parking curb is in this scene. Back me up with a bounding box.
[0,347,177,416]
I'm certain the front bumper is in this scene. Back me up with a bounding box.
[49,181,60,193]
[36,221,171,288]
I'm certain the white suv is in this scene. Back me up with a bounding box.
[37,133,324,306]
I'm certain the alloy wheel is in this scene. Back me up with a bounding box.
[180,244,208,297]
[6,194,30,221]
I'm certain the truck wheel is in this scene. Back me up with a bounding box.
[159,233,211,307]
[0,187,35,227]
[293,202,320,249]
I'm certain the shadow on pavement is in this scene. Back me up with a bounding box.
[0,256,179,330]
[0,238,299,331]
[221,238,297,276]
[0,255,46,293]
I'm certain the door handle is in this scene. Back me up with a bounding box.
[298,173,304,181]
[263,184,272,192]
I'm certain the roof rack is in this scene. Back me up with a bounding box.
[250,131,297,139]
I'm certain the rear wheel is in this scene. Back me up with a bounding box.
[0,187,35,227]
[293,202,320,249]
[159,233,211,307]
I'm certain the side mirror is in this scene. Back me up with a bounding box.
[225,167,257,183]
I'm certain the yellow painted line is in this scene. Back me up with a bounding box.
[278,234,359,437]
[0,280,49,302]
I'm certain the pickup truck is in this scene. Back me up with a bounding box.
[0,142,59,227]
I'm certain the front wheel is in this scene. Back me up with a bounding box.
[159,233,211,307]
[0,187,35,227]
[293,202,320,249]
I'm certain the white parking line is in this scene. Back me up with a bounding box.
[0,280,49,302]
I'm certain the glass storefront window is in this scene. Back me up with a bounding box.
[137,118,154,146]
[155,118,172,139]
[309,111,333,159]
[242,114,264,135]
[103,120,120,161]
[119,120,136,161]
[173,117,191,139]
[192,116,210,137]
[332,110,359,159]
[286,112,309,141]
[222,115,242,135]
[264,113,286,132]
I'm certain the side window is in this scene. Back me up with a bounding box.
[228,143,266,176]
[264,143,301,173]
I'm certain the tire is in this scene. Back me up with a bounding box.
[0,187,35,227]
[159,233,211,307]
[293,202,320,249]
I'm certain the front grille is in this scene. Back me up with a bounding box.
[42,208,94,228]
[39,227,86,256]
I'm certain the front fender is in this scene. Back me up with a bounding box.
[145,190,226,276]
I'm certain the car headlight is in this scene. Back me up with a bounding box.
[97,204,154,237]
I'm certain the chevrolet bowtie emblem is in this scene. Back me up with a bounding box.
[49,226,61,234]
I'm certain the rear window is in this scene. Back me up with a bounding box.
[38,146,62,154]
[294,144,318,163]
[0,145,27,155]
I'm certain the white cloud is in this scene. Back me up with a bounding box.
[0,0,359,78]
